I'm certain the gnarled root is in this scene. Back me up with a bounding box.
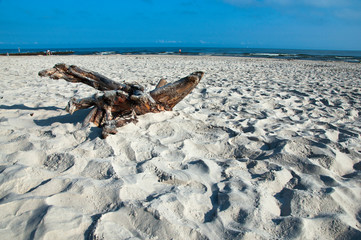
[102,111,138,139]
[39,63,204,138]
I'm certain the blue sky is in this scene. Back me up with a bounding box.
[0,0,360,50]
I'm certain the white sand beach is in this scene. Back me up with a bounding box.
[0,55,361,239]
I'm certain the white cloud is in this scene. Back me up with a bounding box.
[156,40,183,44]
[223,0,361,23]
[335,8,361,21]
[296,0,351,8]
[223,0,356,8]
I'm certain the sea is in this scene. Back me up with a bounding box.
[1,47,361,63]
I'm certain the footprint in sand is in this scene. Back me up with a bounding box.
[43,153,75,172]
[82,159,117,180]
[185,159,210,174]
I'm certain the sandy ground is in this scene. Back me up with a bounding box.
[0,55,361,240]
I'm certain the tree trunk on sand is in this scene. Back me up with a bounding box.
[39,63,204,138]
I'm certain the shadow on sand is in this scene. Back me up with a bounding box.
[33,109,92,126]
[33,108,102,140]
[1,104,104,140]
[0,103,88,126]
[0,104,62,111]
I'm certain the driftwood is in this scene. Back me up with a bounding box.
[39,63,204,138]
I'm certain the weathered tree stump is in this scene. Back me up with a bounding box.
[39,63,204,138]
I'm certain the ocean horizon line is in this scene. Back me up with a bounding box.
[1,46,361,63]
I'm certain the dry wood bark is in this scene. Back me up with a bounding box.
[39,63,204,138]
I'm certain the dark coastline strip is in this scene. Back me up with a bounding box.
[1,50,360,63]
[0,51,74,56]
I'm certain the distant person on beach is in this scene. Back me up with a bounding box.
[46,50,51,56]
[179,49,181,53]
